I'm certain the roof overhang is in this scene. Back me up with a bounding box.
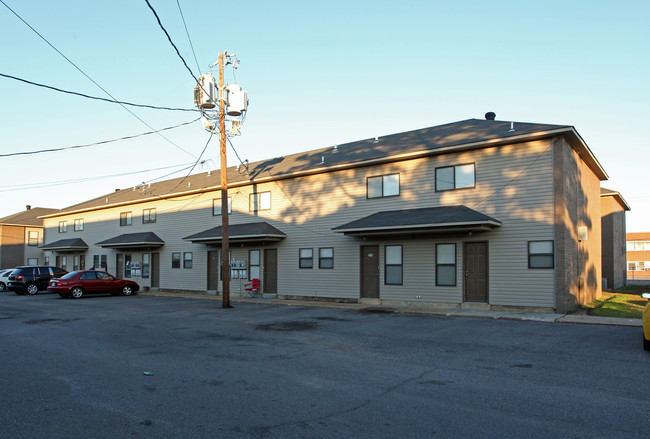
[96,232,164,249]
[601,187,631,211]
[333,206,501,237]
[184,222,287,244]
[40,238,89,252]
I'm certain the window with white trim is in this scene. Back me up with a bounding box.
[249,192,271,212]
[59,221,67,233]
[249,250,260,280]
[28,231,39,246]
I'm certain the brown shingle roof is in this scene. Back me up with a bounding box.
[0,207,60,226]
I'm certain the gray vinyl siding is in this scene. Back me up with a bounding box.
[41,138,559,307]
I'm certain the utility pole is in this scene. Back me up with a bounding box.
[194,51,248,309]
[217,52,231,308]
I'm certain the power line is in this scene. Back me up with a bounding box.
[144,0,200,83]
[175,0,201,75]
[0,162,198,193]
[1,0,198,159]
[0,117,200,158]
[0,72,198,112]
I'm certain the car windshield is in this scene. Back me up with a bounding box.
[61,271,83,279]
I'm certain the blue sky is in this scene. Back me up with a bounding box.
[1,1,648,231]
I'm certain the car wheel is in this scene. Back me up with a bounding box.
[122,285,133,296]
[71,287,84,299]
[25,283,39,295]
[644,335,650,351]
[0,282,5,292]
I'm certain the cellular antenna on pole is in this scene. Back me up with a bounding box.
[194,51,249,309]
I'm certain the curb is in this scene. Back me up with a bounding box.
[138,291,643,327]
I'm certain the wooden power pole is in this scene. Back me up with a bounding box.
[218,52,231,308]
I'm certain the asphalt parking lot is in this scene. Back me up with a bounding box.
[1,291,649,438]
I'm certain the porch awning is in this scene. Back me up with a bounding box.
[184,221,287,244]
[96,232,165,249]
[332,205,501,237]
[40,238,89,252]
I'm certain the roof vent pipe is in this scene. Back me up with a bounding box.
[485,112,496,121]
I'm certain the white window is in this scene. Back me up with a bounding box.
[74,219,84,231]
[249,250,260,280]
[249,192,271,212]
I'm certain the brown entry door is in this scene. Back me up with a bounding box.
[361,245,379,299]
[116,254,124,279]
[264,249,278,294]
[207,251,219,291]
[464,242,488,303]
[151,252,160,288]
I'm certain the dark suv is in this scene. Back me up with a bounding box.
[8,266,68,295]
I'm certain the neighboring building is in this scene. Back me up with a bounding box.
[600,188,630,289]
[0,206,59,268]
[626,232,650,282]
[40,117,610,313]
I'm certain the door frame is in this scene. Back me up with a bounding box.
[463,241,489,303]
[360,245,380,299]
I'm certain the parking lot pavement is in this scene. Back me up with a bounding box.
[138,290,643,327]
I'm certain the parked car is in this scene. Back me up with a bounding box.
[48,270,139,299]
[0,269,14,292]
[8,266,68,295]
[641,293,650,351]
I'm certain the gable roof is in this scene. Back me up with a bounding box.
[96,232,164,248]
[183,221,287,243]
[600,187,631,211]
[333,205,501,236]
[43,118,607,217]
[0,207,60,226]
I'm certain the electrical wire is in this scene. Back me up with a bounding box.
[144,0,200,83]
[0,162,198,193]
[152,131,215,196]
[175,0,201,75]
[0,117,200,158]
[1,0,198,159]
[0,73,198,112]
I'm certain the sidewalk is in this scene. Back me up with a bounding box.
[138,290,642,327]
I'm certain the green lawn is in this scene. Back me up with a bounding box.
[584,285,650,319]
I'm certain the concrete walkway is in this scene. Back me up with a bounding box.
[138,290,642,327]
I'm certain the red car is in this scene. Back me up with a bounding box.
[48,270,139,299]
